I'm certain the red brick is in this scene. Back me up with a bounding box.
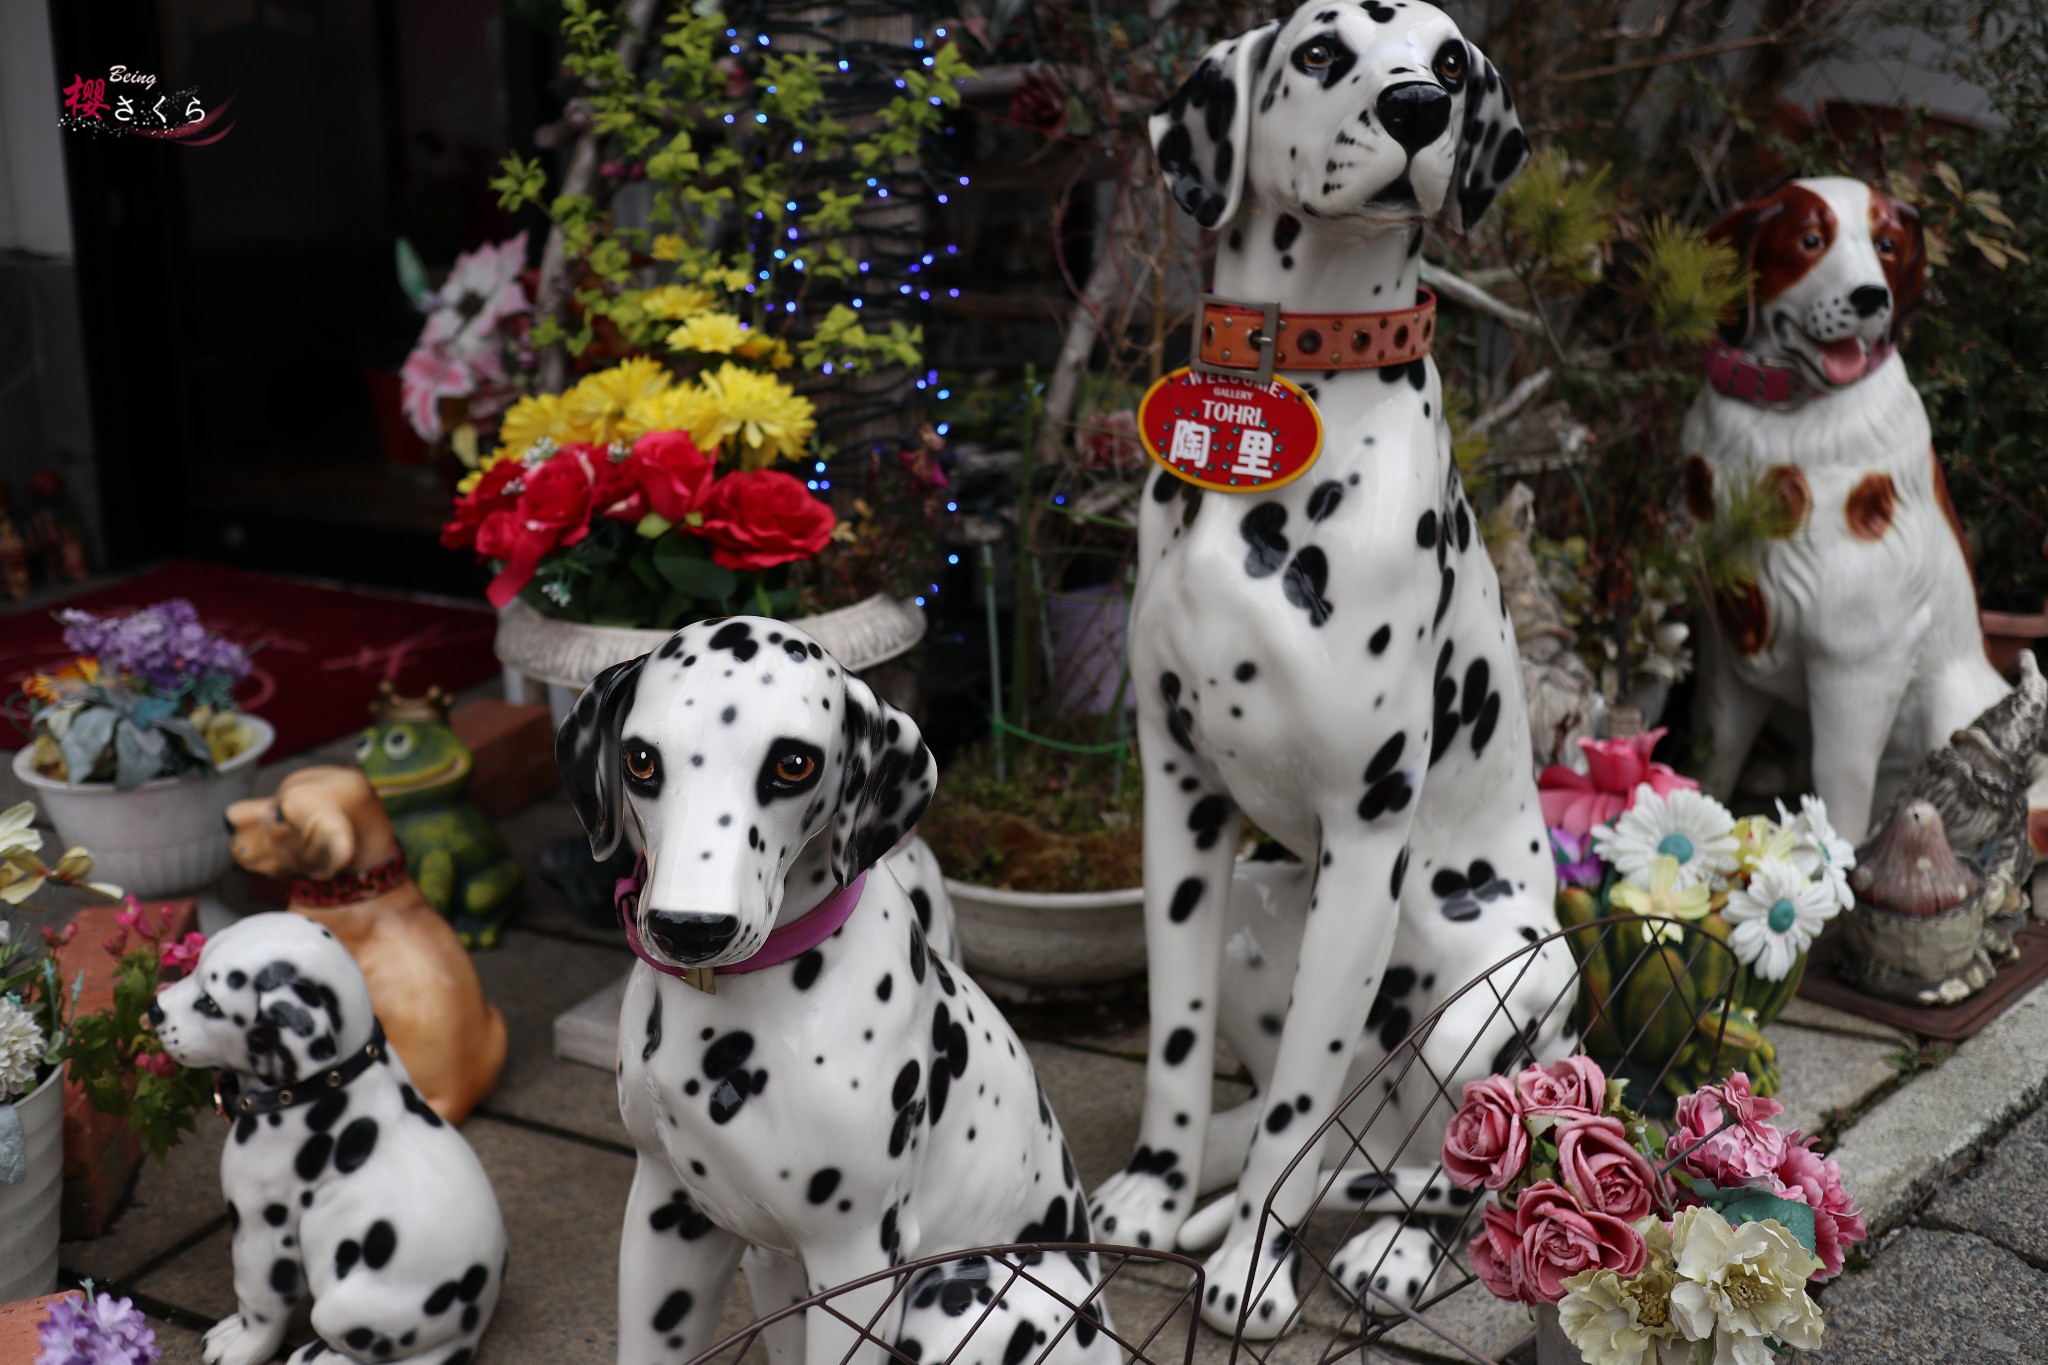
[50,900,197,1240]
[452,699,557,819]
[0,1293,81,1359]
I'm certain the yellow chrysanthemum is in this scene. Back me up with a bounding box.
[650,234,686,262]
[619,382,720,446]
[695,363,816,467]
[703,266,754,293]
[495,392,567,458]
[561,357,673,447]
[666,312,752,354]
[640,283,718,320]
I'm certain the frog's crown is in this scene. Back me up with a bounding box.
[370,680,453,725]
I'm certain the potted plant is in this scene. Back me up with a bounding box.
[1542,731,1855,1102]
[0,803,208,1300]
[1444,1058,1865,1363]
[11,601,274,899]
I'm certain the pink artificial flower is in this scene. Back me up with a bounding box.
[1514,1055,1608,1117]
[399,345,480,443]
[1442,1075,1529,1192]
[1556,1116,1660,1221]
[115,898,150,937]
[134,1051,178,1078]
[1510,1180,1647,1305]
[1466,1204,1523,1301]
[1666,1072,1787,1185]
[1772,1138,1867,1280]
[158,932,205,983]
[1537,727,1698,839]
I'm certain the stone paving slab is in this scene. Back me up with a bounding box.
[1810,1228,2048,1362]
[1828,982,2048,1234]
[1766,1023,1901,1140]
[1776,995,1913,1046]
[62,1121,229,1283]
[472,925,636,1149]
[150,1314,208,1365]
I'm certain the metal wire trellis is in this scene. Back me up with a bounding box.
[677,914,1751,1365]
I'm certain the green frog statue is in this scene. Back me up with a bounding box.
[355,682,523,948]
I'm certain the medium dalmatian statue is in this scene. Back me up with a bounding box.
[150,913,507,1365]
[556,617,1116,1365]
[1090,0,1576,1336]
[1683,176,2045,843]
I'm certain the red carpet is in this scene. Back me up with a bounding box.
[0,562,501,761]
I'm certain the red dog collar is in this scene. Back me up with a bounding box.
[615,853,867,995]
[1706,338,1895,409]
[288,852,410,907]
[1199,290,1436,378]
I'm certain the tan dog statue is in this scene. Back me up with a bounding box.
[226,766,506,1122]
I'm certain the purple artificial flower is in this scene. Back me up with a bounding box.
[35,1290,160,1365]
[58,599,249,698]
[1549,826,1605,888]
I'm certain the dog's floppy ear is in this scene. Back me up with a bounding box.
[1872,189,1926,341]
[556,653,649,862]
[1707,193,1785,345]
[829,674,936,887]
[1150,21,1278,231]
[296,807,355,880]
[1444,42,1529,234]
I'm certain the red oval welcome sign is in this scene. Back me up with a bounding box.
[1138,368,1324,494]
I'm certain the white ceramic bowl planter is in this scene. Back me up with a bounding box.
[494,593,926,722]
[12,714,276,899]
[0,1068,65,1302]
[945,879,1147,995]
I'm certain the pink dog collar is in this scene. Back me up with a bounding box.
[614,853,866,986]
[1706,339,1895,409]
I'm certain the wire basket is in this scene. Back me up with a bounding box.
[681,915,1748,1365]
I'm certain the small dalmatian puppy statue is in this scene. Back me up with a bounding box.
[556,617,1115,1365]
[1682,176,2045,842]
[1091,0,1576,1336]
[150,913,507,1365]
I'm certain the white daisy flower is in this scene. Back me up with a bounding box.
[1775,795,1856,912]
[1723,857,1835,981]
[1592,785,1740,891]
[0,995,45,1103]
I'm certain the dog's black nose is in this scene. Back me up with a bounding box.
[1849,284,1891,318]
[1376,82,1452,156]
[145,999,164,1027]
[645,910,741,963]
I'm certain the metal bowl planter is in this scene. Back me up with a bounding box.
[1553,886,1793,1104]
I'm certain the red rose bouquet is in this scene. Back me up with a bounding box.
[1445,1059,1865,1363]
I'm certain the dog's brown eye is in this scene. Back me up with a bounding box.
[626,746,658,782]
[1801,233,1823,250]
[775,754,816,784]
[1302,41,1334,69]
[1876,234,1897,255]
[1434,46,1465,83]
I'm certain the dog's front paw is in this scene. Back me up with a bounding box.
[1329,1221,1445,1317]
[1199,1225,1299,1339]
[202,1313,285,1365]
[1088,1167,1187,1252]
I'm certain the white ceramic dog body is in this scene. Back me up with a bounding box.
[152,913,506,1365]
[1683,176,2013,840]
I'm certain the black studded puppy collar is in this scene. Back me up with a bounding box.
[213,1021,388,1121]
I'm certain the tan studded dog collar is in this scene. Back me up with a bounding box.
[1197,289,1436,383]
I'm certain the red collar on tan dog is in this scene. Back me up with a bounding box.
[1706,338,1896,410]
[288,852,410,907]
[1198,290,1436,376]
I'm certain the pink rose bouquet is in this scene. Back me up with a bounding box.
[1445,1060,1865,1361]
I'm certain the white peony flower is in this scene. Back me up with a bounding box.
[1722,858,1836,981]
[1667,1208,1822,1358]
[0,995,47,1103]
[1775,795,1856,911]
[1594,786,1740,891]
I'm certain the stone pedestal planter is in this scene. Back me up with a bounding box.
[0,1068,65,1303]
[11,715,275,899]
